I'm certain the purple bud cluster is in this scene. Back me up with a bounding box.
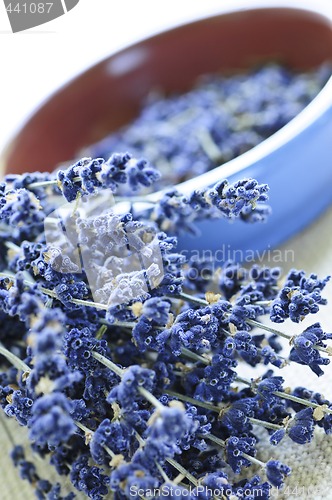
[57,153,160,202]
[143,178,270,235]
[270,269,330,323]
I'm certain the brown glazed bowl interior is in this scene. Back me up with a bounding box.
[2,5,332,175]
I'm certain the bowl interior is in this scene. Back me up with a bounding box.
[3,6,332,175]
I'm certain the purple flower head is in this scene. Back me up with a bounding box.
[289,323,332,376]
[148,177,270,236]
[132,316,157,353]
[270,269,330,323]
[265,460,291,488]
[63,327,107,372]
[17,460,38,484]
[269,428,286,446]
[10,445,25,466]
[288,408,315,444]
[84,368,119,417]
[0,273,42,324]
[233,331,258,358]
[226,436,256,473]
[107,365,155,411]
[218,261,247,300]
[4,389,33,426]
[260,345,284,369]
[197,353,237,402]
[230,294,265,330]
[147,406,192,449]
[133,406,196,470]
[29,307,65,356]
[221,398,258,434]
[70,454,110,499]
[29,393,76,447]
[202,471,231,493]
[234,475,271,500]
[57,154,160,202]
[256,376,284,403]
[184,255,214,293]
[0,65,331,499]
[110,462,158,497]
[141,297,171,326]
[90,418,134,464]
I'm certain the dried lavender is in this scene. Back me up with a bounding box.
[1,150,332,500]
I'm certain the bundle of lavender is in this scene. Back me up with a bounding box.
[0,149,331,500]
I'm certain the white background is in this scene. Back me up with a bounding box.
[0,0,331,155]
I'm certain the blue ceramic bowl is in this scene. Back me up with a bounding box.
[2,2,332,254]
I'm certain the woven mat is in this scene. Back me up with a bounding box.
[1,205,332,499]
